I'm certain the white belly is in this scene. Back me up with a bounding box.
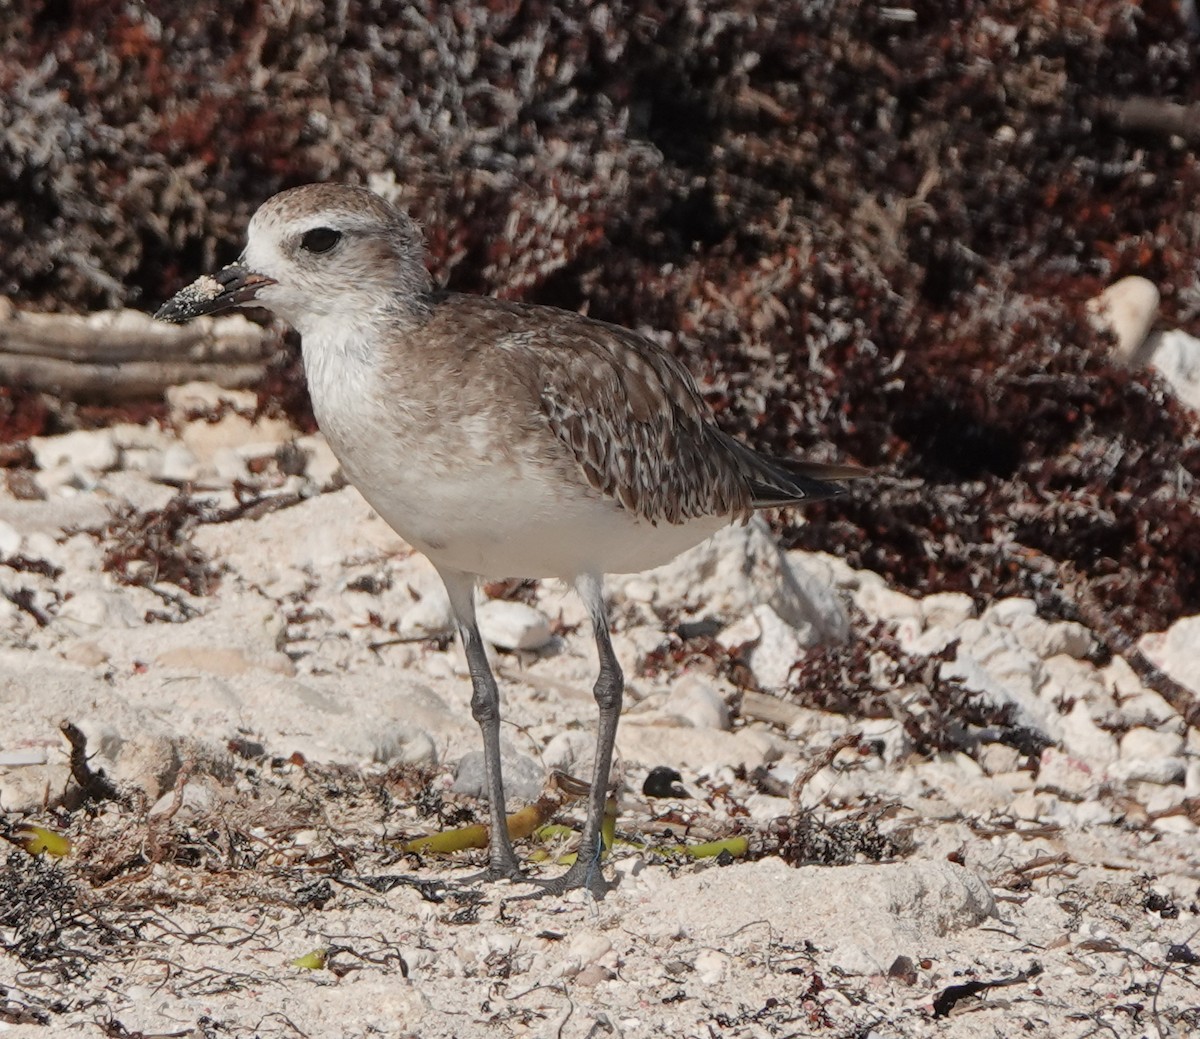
[340,429,727,579]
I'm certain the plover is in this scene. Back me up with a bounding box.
[157,183,866,895]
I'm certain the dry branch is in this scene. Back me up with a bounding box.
[0,298,276,401]
[1099,97,1200,143]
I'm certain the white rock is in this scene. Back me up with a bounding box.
[694,948,731,985]
[158,442,200,482]
[56,590,143,635]
[1120,726,1185,761]
[920,592,975,629]
[747,604,803,691]
[211,447,249,484]
[1059,701,1120,767]
[1017,620,1094,660]
[632,519,848,645]
[945,644,1058,744]
[566,931,612,968]
[30,429,119,473]
[0,747,48,767]
[294,433,342,486]
[1147,329,1200,410]
[149,781,216,818]
[0,595,19,625]
[744,792,792,822]
[1111,755,1186,786]
[619,723,782,771]
[663,674,731,730]
[1107,688,1181,729]
[111,735,183,800]
[977,743,1021,776]
[984,597,1038,627]
[476,599,553,651]
[165,380,257,419]
[0,519,22,558]
[854,583,922,623]
[1038,748,1100,798]
[716,611,761,650]
[856,717,911,764]
[1139,615,1200,696]
[373,725,437,766]
[542,729,595,774]
[902,623,958,658]
[1087,276,1159,364]
[1186,760,1200,798]
[398,582,453,636]
[1152,815,1197,835]
[1011,790,1051,821]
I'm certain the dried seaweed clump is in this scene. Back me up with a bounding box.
[98,493,223,597]
[790,622,1053,762]
[772,811,908,868]
[0,852,115,984]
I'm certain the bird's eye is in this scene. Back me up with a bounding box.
[299,227,342,253]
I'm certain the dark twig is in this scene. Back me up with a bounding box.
[59,720,126,805]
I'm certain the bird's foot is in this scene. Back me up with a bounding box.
[457,859,529,886]
[508,857,613,901]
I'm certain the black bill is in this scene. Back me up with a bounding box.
[154,262,276,323]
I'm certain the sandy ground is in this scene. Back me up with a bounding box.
[1,387,1198,1038]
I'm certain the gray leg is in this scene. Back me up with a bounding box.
[438,566,522,879]
[552,572,622,895]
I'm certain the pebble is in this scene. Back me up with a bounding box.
[111,735,183,800]
[1015,620,1094,660]
[1147,328,1200,410]
[0,747,48,767]
[853,583,922,622]
[61,640,110,667]
[694,948,731,985]
[1087,276,1159,364]
[56,590,143,635]
[1058,701,1120,766]
[30,429,120,473]
[1138,614,1200,697]
[541,729,595,774]
[1037,748,1099,798]
[977,743,1022,776]
[156,646,296,678]
[746,604,804,691]
[1110,756,1186,786]
[158,442,201,482]
[165,380,257,418]
[373,724,437,766]
[477,599,553,651]
[454,748,544,803]
[566,932,613,972]
[0,519,22,558]
[148,781,216,818]
[294,433,342,486]
[663,674,731,730]
[1186,761,1200,798]
[920,591,975,629]
[1119,726,1185,761]
[984,597,1038,627]
[619,723,783,772]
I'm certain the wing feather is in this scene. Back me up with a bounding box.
[423,294,864,524]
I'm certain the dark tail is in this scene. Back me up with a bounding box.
[718,433,871,508]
